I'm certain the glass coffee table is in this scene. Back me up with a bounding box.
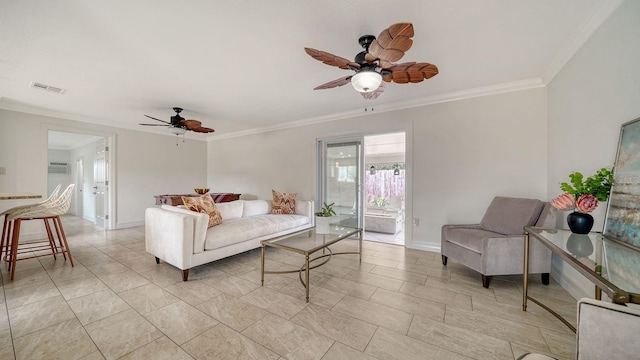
[261,225,362,302]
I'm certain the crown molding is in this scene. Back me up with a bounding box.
[208,78,545,141]
[0,100,208,141]
[541,0,625,84]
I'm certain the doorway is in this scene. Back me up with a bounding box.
[47,129,115,229]
[363,132,406,245]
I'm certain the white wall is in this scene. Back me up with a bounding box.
[0,109,208,236]
[208,87,548,251]
[547,0,640,299]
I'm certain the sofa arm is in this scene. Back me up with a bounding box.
[442,223,481,232]
[145,207,195,270]
[296,200,315,226]
[160,205,209,254]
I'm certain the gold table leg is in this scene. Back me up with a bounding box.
[305,255,310,303]
[260,244,265,286]
[523,231,530,311]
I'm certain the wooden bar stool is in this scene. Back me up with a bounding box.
[0,184,61,260]
[6,184,75,280]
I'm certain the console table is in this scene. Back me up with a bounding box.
[523,226,640,332]
[154,193,240,206]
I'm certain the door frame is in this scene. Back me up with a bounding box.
[75,156,84,217]
[317,135,365,231]
[317,128,413,248]
[42,125,117,230]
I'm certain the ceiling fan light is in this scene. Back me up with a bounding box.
[351,71,382,93]
[170,127,187,135]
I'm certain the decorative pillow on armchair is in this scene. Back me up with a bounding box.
[271,190,296,214]
[182,194,223,227]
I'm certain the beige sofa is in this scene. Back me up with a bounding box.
[145,199,314,280]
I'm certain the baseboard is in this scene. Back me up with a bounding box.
[406,242,441,253]
[115,221,144,229]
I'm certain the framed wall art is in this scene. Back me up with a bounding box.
[603,117,640,250]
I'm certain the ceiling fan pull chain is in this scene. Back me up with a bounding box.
[363,97,374,112]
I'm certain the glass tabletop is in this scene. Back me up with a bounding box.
[262,225,361,255]
[526,227,640,300]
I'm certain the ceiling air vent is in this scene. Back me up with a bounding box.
[30,81,65,94]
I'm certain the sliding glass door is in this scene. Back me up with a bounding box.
[317,137,364,230]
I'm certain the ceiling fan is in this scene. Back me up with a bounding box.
[305,22,438,99]
[139,107,214,134]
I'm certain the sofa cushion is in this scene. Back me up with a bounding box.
[181,194,222,228]
[217,200,244,220]
[445,228,504,254]
[480,197,543,235]
[204,214,310,250]
[271,190,296,214]
[243,200,270,217]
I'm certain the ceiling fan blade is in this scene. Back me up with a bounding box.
[191,126,215,133]
[367,23,414,64]
[313,75,353,90]
[139,123,170,126]
[144,115,171,124]
[385,62,439,84]
[360,83,385,100]
[180,119,203,130]
[304,48,361,70]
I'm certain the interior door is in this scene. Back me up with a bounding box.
[75,157,84,216]
[318,138,364,230]
[93,140,108,228]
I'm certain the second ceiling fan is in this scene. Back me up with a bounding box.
[305,22,438,99]
[139,107,214,134]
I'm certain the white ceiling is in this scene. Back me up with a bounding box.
[0,1,622,139]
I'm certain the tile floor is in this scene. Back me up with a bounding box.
[363,230,404,246]
[0,216,578,359]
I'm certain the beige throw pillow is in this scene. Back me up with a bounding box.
[271,190,296,214]
[182,194,223,227]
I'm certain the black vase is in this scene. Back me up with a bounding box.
[567,212,594,234]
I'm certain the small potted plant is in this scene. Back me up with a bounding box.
[372,197,389,208]
[551,168,614,234]
[315,202,336,234]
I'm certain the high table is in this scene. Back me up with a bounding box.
[523,226,640,332]
[0,194,42,200]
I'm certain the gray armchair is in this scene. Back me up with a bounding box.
[441,196,556,288]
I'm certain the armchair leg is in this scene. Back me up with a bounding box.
[541,273,550,285]
[182,269,190,281]
[155,257,160,264]
[441,255,448,266]
[482,275,491,288]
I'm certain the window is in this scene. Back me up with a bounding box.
[338,165,356,182]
